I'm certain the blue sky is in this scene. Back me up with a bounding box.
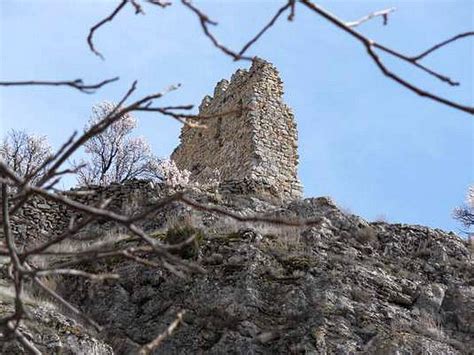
[0,0,472,232]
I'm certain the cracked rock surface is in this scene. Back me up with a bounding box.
[54,192,472,354]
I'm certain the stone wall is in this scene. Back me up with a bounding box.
[171,58,302,202]
[5,180,162,247]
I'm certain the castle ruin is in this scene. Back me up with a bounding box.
[171,58,302,201]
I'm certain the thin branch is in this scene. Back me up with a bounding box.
[88,0,128,59]
[1,184,21,269]
[0,77,119,93]
[238,1,293,57]
[179,194,323,227]
[147,0,172,7]
[138,310,186,355]
[136,106,248,128]
[181,0,250,61]
[21,216,95,259]
[346,7,396,27]
[288,0,296,21]
[35,81,138,189]
[366,44,472,113]
[1,183,28,343]
[299,0,474,115]
[5,321,42,355]
[410,31,474,61]
[33,269,119,280]
[130,0,145,14]
[32,275,102,331]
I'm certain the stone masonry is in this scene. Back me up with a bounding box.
[171,58,302,201]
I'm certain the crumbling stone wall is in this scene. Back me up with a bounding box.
[5,180,162,247]
[171,58,302,201]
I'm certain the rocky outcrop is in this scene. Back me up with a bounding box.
[0,280,113,354]
[52,190,473,354]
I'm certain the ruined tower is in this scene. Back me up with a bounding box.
[171,58,302,201]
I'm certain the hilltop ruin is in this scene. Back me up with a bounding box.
[171,58,302,201]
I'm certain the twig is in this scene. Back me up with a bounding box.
[0,77,119,93]
[21,216,95,259]
[179,194,323,227]
[88,0,128,59]
[5,321,42,355]
[299,0,474,115]
[33,269,119,280]
[147,0,172,7]
[181,0,249,61]
[138,310,186,354]
[346,7,396,27]
[238,1,293,57]
[410,31,474,61]
[32,275,102,331]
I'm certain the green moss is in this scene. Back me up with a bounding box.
[163,226,205,259]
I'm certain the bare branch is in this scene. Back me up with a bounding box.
[33,269,119,280]
[288,0,296,21]
[32,275,102,331]
[238,1,293,57]
[138,310,186,355]
[181,0,250,61]
[346,7,396,27]
[178,194,323,227]
[21,216,96,259]
[0,77,119,93]
[147,0,172,8]
[410,31,474,61]
[299,0,474,115]
[136,106,248,128]
[130,0,145,14]
[5,320,42,355]
[88,0,128,59]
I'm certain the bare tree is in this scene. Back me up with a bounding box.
[453,186,474,231]
[75,101,163,186]
[0,129,52,185]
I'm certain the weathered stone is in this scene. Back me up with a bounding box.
[172,58,302,202]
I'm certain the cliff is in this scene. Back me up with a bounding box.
[2,181,472,354]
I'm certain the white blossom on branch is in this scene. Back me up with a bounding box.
[75,101,163,186]
[0,129,52,185]
[154,159,191,188]
[453,185,474,230]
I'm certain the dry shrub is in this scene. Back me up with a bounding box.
[356,225,378,245]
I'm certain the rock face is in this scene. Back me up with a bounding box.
[0,283,113,354]
[51,189,473,355]
[171,58,302,202]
